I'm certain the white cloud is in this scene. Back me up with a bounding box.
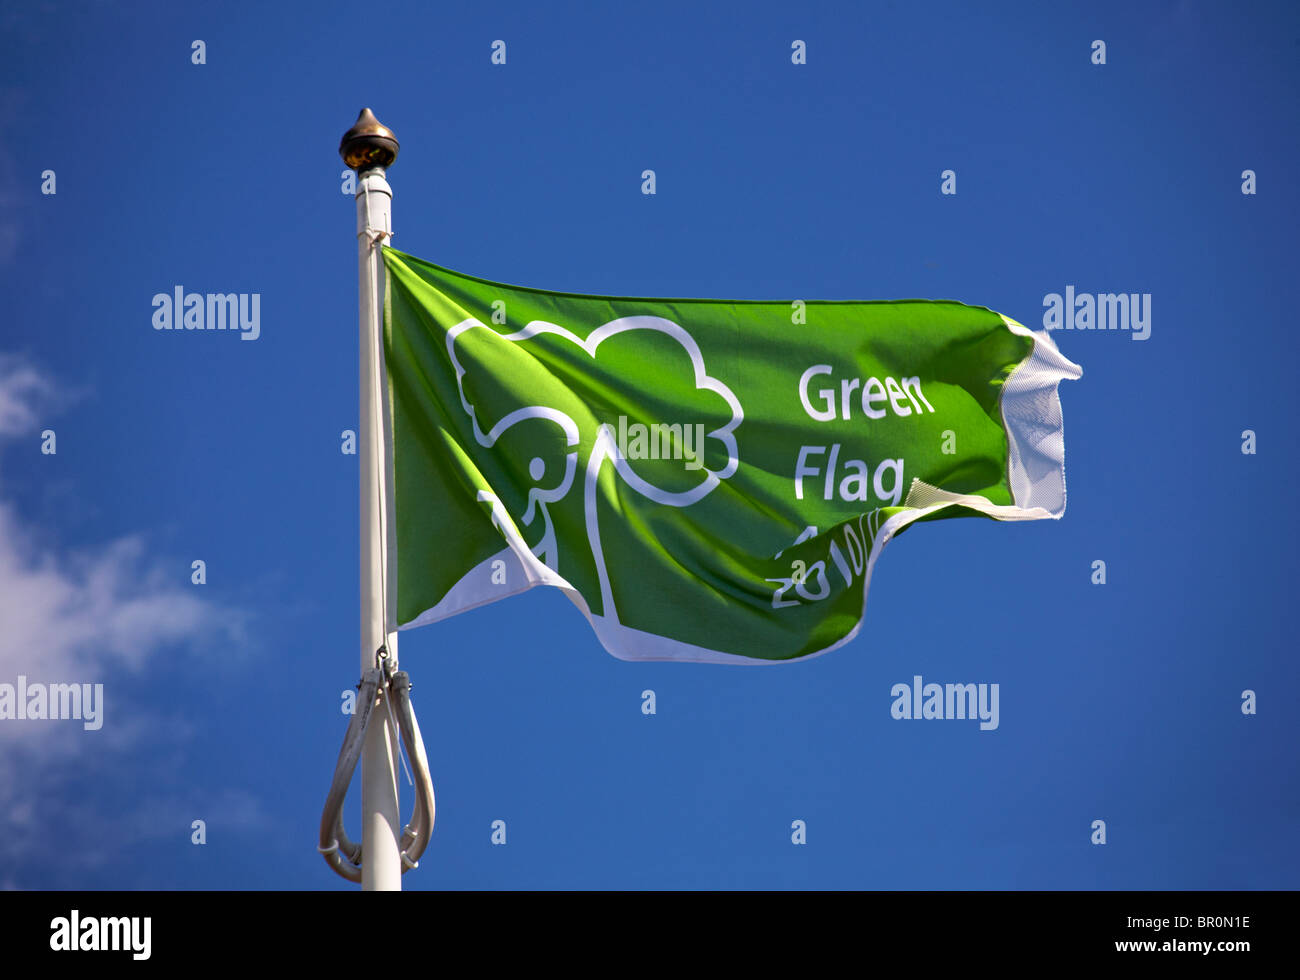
[0,356,258,882]
[0,504,233,682]
[0,354,54,436]
[0,356,235,688]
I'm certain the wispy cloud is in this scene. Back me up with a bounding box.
[0,354,55,436]
[0,355,260,883]
[0,503,234,682]
[0,356,232,688]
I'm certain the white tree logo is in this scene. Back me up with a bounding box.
[447,315,744,621]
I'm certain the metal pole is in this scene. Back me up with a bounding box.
[340,108,402,891]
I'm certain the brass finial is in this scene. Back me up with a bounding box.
[339,108,399,171]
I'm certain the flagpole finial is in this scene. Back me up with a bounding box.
[340,108,399,171]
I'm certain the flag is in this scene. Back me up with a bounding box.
[382,246,1081,663]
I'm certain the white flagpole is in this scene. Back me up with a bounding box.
[341,108,403,891]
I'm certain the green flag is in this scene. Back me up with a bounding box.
[382,246,1081,664]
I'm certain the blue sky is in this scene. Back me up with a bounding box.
[0,0,1296,889]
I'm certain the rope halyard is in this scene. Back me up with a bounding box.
[318,659,435,882]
